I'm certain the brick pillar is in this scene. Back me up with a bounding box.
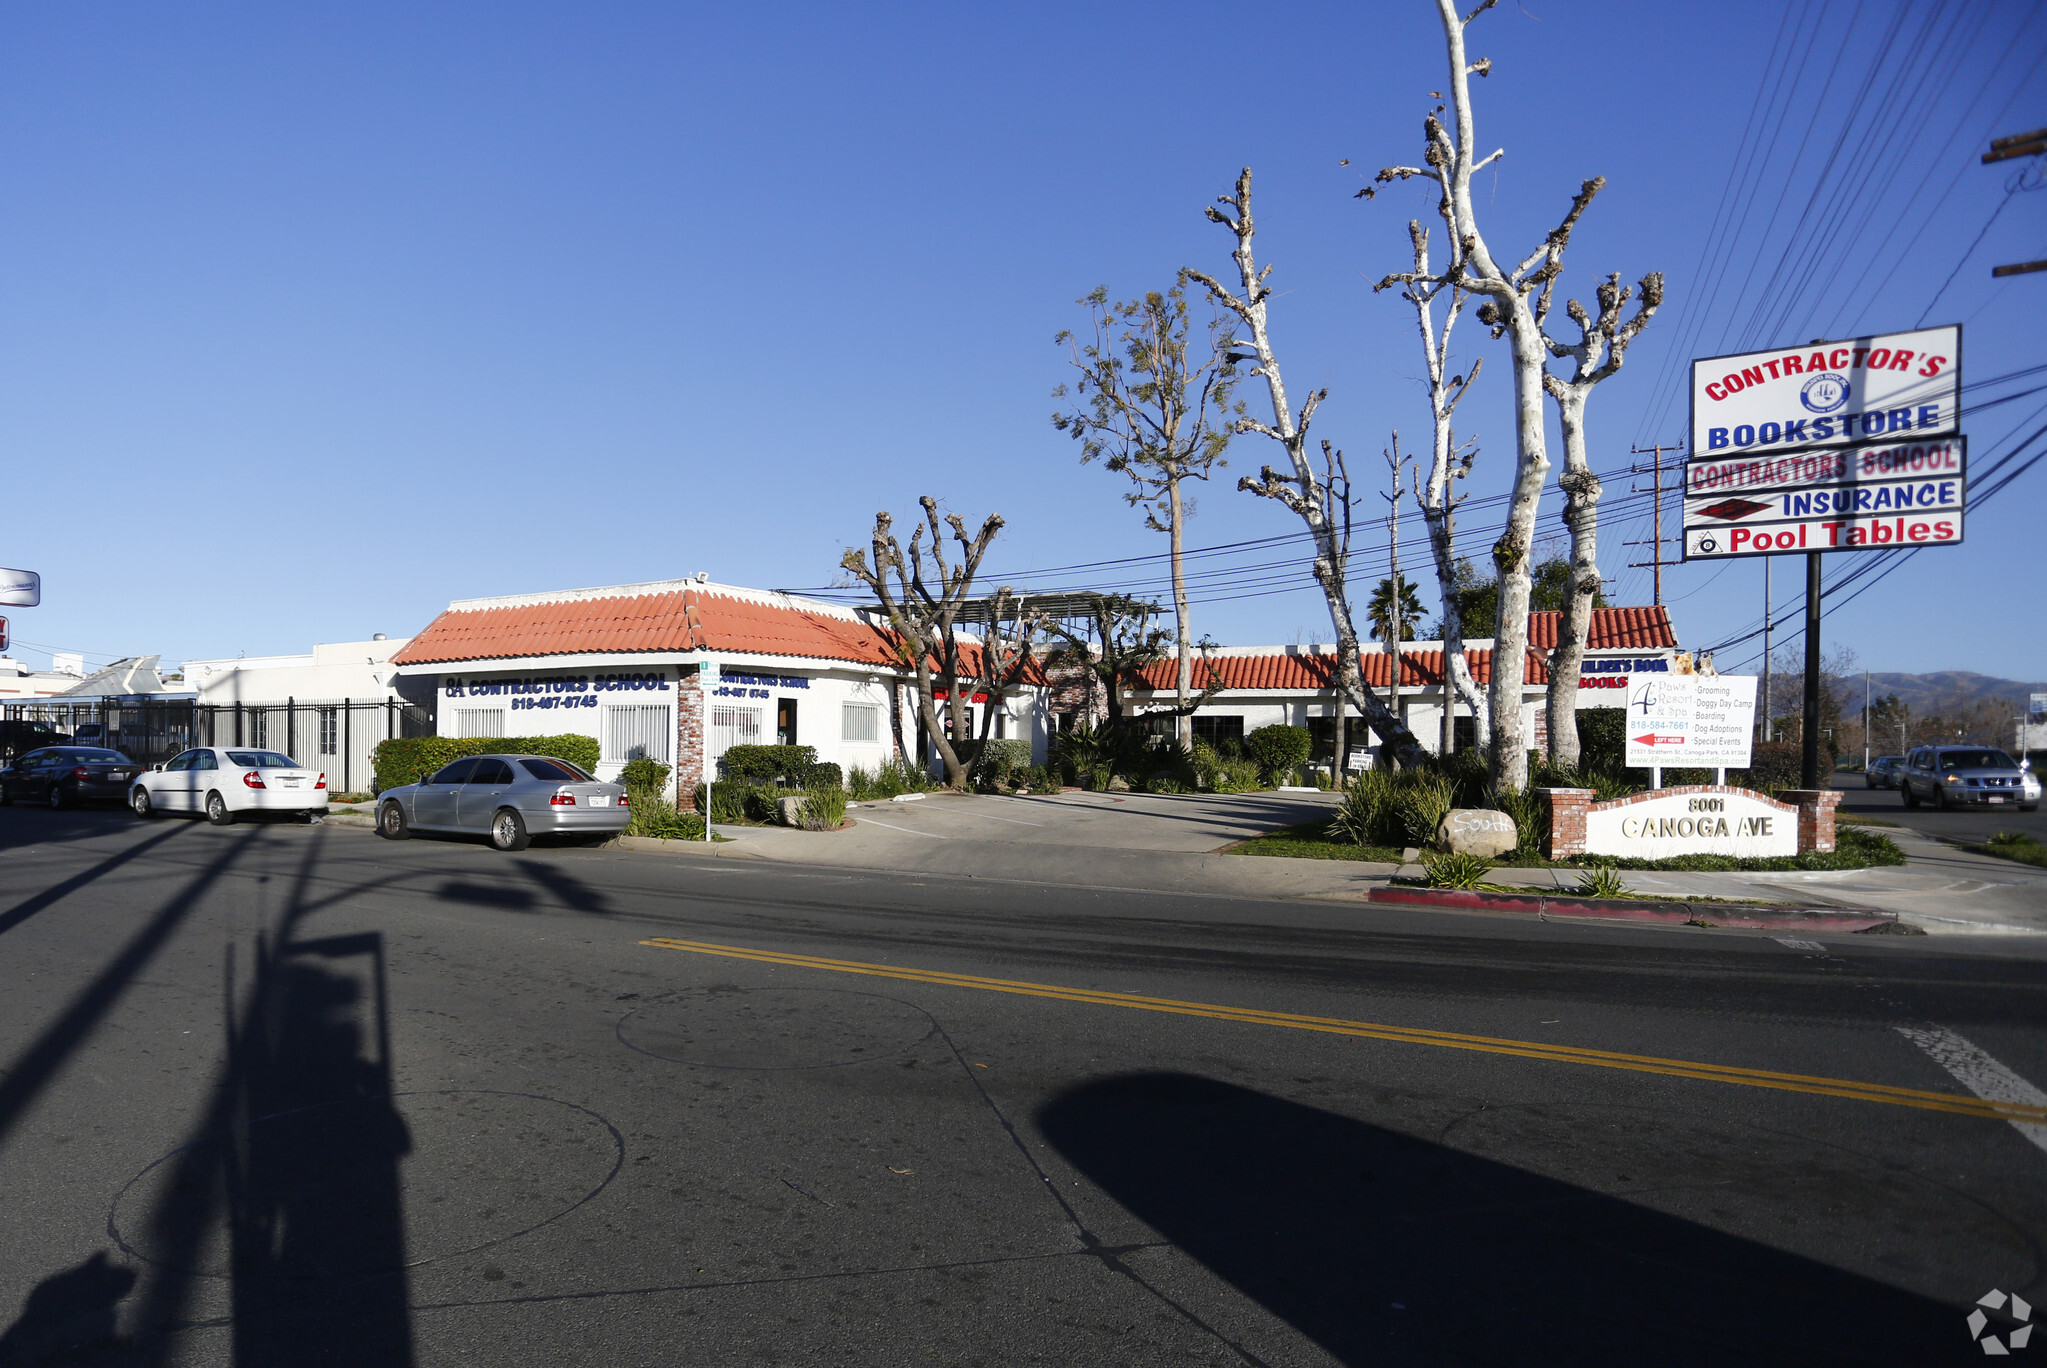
[1780,789,1841,854]
[676,664,706,812]
[1537,787,1594,860]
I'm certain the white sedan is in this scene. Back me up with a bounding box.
[131,747,328,824]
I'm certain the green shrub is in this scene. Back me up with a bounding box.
[1488,785,1545,859]
[1244,725,1311,782]
[693,781,779,823]
[846,756,932,800]
[372,734,601,793]
[1422,851,1493,889]
[1326,771,1398,846]
[1054,725,1153,788]
[1133,739,1197,793]
[1395,773,1456,847]
[627,799,705,840]
[1570,863,1631,898]
[720,744,817,784]
[1017,764,1053,792]
[620,758,671,792]
[796,784,848,831]
[961,738,1032,791]
[808,761,844,791]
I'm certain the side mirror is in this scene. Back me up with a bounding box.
[418,774,432,786]
[152,763,164,772]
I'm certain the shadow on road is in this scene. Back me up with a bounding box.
[1039,1072,1961,1366]
[1,830,418,1366]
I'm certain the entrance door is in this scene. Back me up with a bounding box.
[777,699,797,747]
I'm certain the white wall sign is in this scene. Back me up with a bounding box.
[1682,435,1966,561]
[1691,325,1959,457]
[1622,675,1758,769]
[0,568,40,608]
[1584,788,1797,860]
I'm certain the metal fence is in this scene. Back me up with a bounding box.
[3,697,432,793]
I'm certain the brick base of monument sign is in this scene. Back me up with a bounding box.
[1540,784,1838,861]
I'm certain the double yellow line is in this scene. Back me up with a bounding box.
[639,938,2047,1125]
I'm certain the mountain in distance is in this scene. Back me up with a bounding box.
[1829,670,2045,715]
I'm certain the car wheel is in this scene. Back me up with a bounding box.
[489,808,530,852]
[1935,786,1951,811]
[205,791,235,826]
[378,802,410,840]
[47,785,67,811]
[1901,783,1918,808]
[132,788,154,819]
[0,781,11,806]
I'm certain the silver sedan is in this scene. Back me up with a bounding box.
[376,754,631,851]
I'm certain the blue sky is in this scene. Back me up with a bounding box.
[2,1,2042,682]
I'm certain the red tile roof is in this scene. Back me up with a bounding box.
[1527,605,1676,650]
[1135,647,1550,692]
[392,583,906,668]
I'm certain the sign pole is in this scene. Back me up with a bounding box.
[1801,552,1823,789]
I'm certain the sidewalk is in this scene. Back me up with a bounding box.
[614,788,2047,935]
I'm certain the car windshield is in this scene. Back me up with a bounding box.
[519,758,590,782]
[1940,749,2016,770]
[227,751,300,769]
[65,749,130,763]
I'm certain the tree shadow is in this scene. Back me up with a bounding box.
[1038,1073,1965,1367]
[513,858,613,915]
[432,880,539,912]
[0,1253,136,1363]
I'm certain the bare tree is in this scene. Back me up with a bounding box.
[968,588,1047,745]
[1187,168,1431,770]
[1370,0,1602,790]
[1377,217,1489,751]
[1054,283,1238,748]
[840,499,1004,789]
[1539,266,1663,769]
[1043,595,1224,740]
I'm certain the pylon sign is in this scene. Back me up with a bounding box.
[1682,435,1966,560]
[0,568,39,607]
[1690,325,1959,458]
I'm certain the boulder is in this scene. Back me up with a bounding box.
[1437,808,1518,858]
[1106,775,1131,792]
[776,795,804,827]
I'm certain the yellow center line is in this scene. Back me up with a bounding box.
[639,937,2047,1126]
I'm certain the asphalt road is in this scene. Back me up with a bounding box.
[2,803,2045,1366]
[1834,772,2047,845]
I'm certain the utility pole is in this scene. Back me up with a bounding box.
[1624,443,1677,606]
[1382,437,1409,771]
[1761,558,1773,742]
[1984,130,2047,277]
[1801,551,1823,789]
[1863,668,1870,773]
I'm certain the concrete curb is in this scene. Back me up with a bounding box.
[1367,885,1902,933]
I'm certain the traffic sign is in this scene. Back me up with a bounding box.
[1622,675,1758,770]
[0,617,8,652]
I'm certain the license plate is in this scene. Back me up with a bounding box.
[108,772,128,781]
[279,779,300,788]
[1988,796,2005,803]
[587,795,610,806]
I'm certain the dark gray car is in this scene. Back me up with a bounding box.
[1899,745,2040,812]
[1865,755,1904,789]
[375,754,632,851]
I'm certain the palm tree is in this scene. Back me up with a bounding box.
[1366,576,1425,643]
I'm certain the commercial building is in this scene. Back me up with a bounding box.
[391,578,1043,801]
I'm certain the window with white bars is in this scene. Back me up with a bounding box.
[605,705,672,763]
[711,704,762,759]
[841,702,880,743]
[248,712,267,747]
[318,708,339,755]
[453,707,505,739]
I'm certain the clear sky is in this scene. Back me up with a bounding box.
[2,1,2042,682]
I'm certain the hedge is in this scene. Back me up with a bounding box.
[720,744,817,784]
[1245,724,1311,781]
[372,734,603,794]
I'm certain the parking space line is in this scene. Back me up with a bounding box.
[638,937,2047,1125]
[1896,1024,2047,1155]
[847,816,948,839]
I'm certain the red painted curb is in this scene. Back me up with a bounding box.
[1366,885,1894,933]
